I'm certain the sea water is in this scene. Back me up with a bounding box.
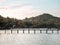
[0,28,60,45]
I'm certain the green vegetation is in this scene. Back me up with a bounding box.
[0,13,60,29]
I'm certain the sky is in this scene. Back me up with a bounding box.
[0,0,60,19]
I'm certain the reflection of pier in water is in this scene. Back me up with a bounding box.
[0,28,60,34]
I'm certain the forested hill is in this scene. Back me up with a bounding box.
[24,13,60,21]
[0,13,60,29]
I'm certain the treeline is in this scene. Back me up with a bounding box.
[0,15,25,29]
[0,13,60,29]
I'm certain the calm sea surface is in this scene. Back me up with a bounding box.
[0,28,60,45]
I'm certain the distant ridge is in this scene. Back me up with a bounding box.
[23,13,60,28]
[24,13,59,22]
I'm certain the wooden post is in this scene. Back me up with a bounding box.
[46,30,48,34]
[40,30,42,33]
[28,29,30,34]
[34,29,36,34]
[17,30,19,34]
[57,30,59,34]
[57,28,60,34]
[52,30,53,34]
[11,30,12,34]
[23,30,24,34]
[5,30,6,34]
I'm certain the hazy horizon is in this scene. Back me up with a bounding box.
[0,0,60,19]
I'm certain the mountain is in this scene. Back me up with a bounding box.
[23,13,60,28]
[24,13,59,22]
[36,13,56,19]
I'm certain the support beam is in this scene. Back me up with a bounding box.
[17,30,19,34]
[46,30,48,34]
[23,30,24,34]
[52,30,53,34]
[40,30,42,33]
[57,30,59,34]
[11,30,12,34]
[5,30,6,34]
[34,29,36,34]
[28,29,30,34]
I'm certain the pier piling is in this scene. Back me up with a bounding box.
[11,30,12,34]
[46,30,48,34]
[34,29,36,34]
[17,30,19,34]
[40,30,42,33]
[5,30,6,34]
[23,30,24,34]
[57,30,59,34]
[28,29,30,34]
[52,30,53,33]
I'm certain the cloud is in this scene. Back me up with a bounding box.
[0,5,42,19]
[0,0,7,2]
[0,3,30,9]
[0,6,9,9]
[0,3,60,19]
[49,9,60,17]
